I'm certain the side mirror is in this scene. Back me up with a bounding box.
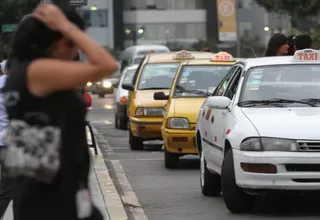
[122,83,134,91]
[154,92,169,100]
[206,96,231,109]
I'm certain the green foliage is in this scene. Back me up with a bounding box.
[0,0,39,54]
[255,0,320,17]
[287,21,320,48]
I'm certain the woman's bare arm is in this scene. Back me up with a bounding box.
[28,4,118,96]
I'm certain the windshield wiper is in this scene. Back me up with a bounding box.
[139,87,170,90]
[238,98,316,107]
[299,98,320,105]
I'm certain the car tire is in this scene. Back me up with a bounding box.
[114,114,119,129]
[98,93,104,98]
[164,147,179,169]
[221,149,255,213]
[200,152,221,197]
[129,130,144,150]
[118,117,128,130]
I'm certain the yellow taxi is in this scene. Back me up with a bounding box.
[122,51,214,150]
[153,52,241,168]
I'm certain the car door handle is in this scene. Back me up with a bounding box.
[211,115,214,123]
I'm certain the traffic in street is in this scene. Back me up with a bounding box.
[88,94,320,220]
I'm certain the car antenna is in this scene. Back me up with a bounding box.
[251,48,257,57]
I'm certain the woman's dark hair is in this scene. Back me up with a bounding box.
[287,35,296,55]
[7,7,86,70]
[264,33,288,56]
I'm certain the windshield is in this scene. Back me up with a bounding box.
[174,65,231,97]
[134,57,143,64]
[137,63,180,90]
[240,65,320,107]
[123,69,136,84]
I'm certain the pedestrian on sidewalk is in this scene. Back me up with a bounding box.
[265,33,289,56]
[2,3,117,220]
[287,35,296,55]
[294,34,313,50]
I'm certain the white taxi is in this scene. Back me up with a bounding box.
[195,49,320,213]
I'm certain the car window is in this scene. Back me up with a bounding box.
[123,69,136,85]
[224,67,242,100]
[240,64,320,106]
[134,57,143,64]
[112,69,121,78]
[137,63,180,90]
[214,66,239,96]
[173,65,231,97]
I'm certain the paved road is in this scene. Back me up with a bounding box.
[88,94,320,220]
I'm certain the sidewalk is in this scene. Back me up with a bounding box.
[3,163,110,220]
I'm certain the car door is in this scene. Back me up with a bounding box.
[202,66,239,170]
[211,66,243,168]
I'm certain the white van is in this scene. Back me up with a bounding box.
[120,45,170,71]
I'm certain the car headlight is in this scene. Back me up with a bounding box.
[103,81,112,88]
[240,137,298,152]
[166,117,190,129]
[86,82,92,86]
[135,107,165,116]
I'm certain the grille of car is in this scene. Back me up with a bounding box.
[297,141,320,152]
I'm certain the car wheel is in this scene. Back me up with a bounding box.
[118,117,128,130]
[114,114,119,129]
[221,149,255,213]
[200,152,221,196]
[164,147,179,169]
[129,130,144,150]
[98,93,104,98]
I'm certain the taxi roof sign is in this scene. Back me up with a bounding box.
[292,49,320,62]
[211,52,235,62]
[173,50,194,60]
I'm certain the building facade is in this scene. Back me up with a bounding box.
[113,0,291,50]
[77,0,114,48]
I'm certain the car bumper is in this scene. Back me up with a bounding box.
[233,149,320,190]
[162,128,197,154]
[130,117,163,139]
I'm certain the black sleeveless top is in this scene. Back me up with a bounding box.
[3,60,90,219]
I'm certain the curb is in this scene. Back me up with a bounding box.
[90,146,128,220]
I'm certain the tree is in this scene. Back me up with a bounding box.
[0,0,39,55]
[255,0,320,27]
[255,0,320,17]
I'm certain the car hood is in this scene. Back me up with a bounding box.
[242,108,320,139]
[134,89,170,107]
[173,98,205,123]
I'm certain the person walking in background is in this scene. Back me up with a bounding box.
[294,34,313,50]
[265,33,289,56]
[287,35,296,55]
[2,3,117,220]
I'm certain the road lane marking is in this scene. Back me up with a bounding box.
[107,158,163,162]
[112,160,148,220]
[90,148,128,220]
[91,125,147,219]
